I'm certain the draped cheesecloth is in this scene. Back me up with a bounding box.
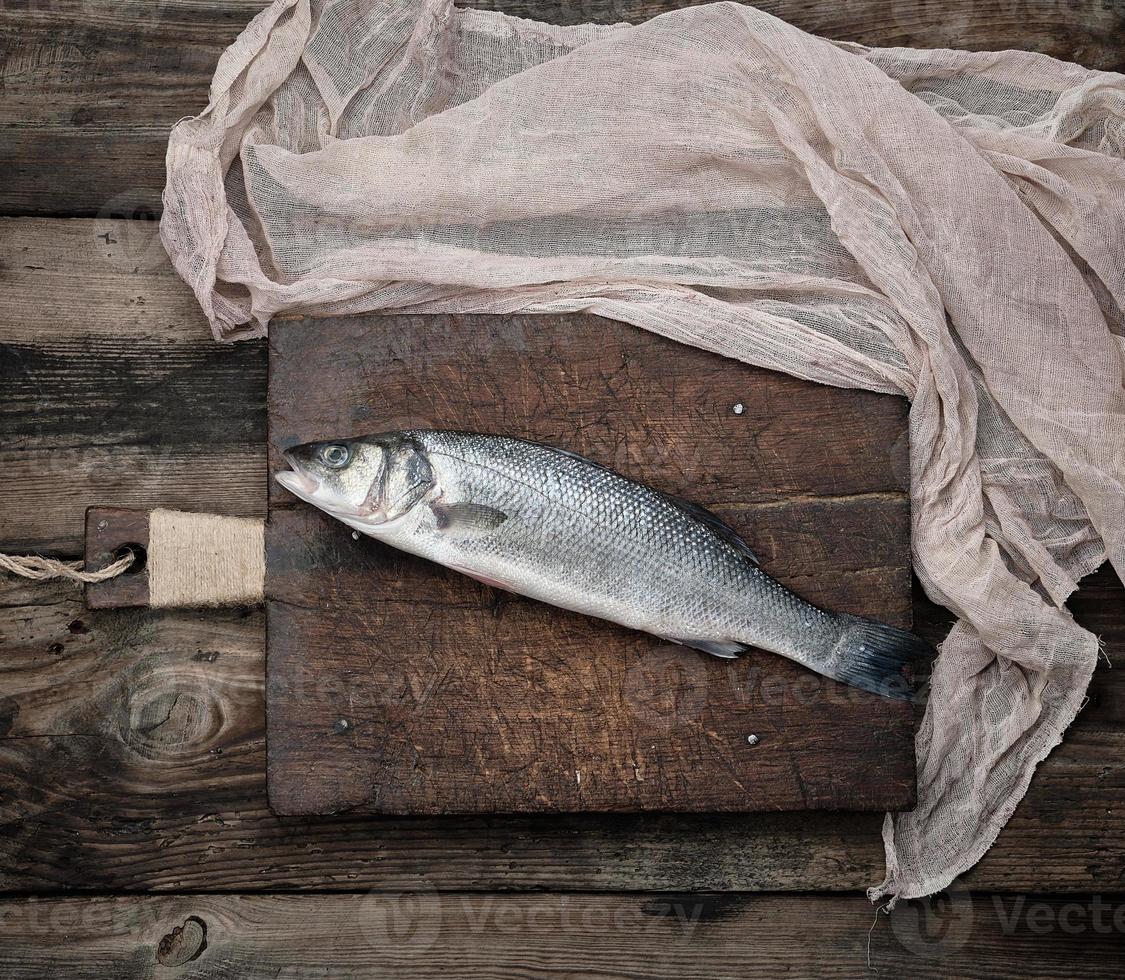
[160,0,1125,901]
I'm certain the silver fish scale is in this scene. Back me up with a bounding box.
[394,430,839,662]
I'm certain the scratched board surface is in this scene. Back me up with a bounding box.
[266,313,915,816]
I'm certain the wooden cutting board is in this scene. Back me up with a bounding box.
[266,313,915,816]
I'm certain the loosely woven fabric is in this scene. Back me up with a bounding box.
[161,0,1125,900]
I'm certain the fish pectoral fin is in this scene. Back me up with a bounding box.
[432,501,510,535]
[662,636,747,660]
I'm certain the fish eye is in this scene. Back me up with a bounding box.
[320,444,351,469]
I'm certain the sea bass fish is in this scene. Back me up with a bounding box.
[276,430,927,700]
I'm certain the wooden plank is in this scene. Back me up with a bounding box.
[0,446,265,554]
[0,566,1122,893]
[265,314,914,816]
[0,217,208,342]
[0,218,264,553]
[1,336,263,448]
[1,1,1122,216]
[0,892,1123,979]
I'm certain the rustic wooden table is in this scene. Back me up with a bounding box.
[1,1,1123,976]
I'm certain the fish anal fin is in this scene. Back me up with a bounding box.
[661,636,747,660]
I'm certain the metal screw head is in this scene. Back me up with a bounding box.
[732,403,745,415]
[746,734,760,746]
[332,718,351,734]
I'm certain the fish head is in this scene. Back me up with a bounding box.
[275,433,435,527]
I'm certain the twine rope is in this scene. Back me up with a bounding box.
[0,550,135,584]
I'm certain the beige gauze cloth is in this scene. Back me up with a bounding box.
[160,0,1125,901]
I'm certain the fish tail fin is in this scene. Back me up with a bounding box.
[824,614,930,701]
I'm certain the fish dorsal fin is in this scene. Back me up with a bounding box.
[547,442,760,566]
[547,443,618,476]
[666,495,760,565]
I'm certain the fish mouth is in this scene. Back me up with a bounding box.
[275,454,320,500]
[275,453,372,520]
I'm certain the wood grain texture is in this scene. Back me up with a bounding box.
[266,314,914,816]
[0,218,264,553]
[2,218,1124,891]
[2,0,1124,961]
[1,0,1122,216]
[83,507,151,609]
[0,217,209,342]
[0,446,266,554]
[1,566,1122,893]
[1,891,1124,979]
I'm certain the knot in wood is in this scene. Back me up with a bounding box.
[156,915,207,967]
[120,665,224,760]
